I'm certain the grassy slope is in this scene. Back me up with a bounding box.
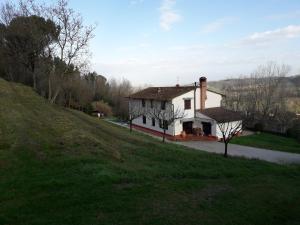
[231,132,300,154]
[0,78,300,225]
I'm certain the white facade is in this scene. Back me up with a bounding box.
[131,99,175,136]
[130,85,241,139]
[205,91,223,108]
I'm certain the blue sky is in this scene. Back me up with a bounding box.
[38,0,300,85]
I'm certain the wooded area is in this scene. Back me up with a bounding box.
[215,62,300,139]
[0,0,133,119]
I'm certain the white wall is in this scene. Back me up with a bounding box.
[129,87,223,137]
[172,90,195,118]
[172,90,197,135]
[195,87,222,110]
[132,114,176,136]
[131,99,176,136]
[195,87,200,110]
[173,119,183,136]
[206,91,222,108]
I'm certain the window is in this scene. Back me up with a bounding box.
[184,99,191,110]
[150,99,153,108]
[152,118,155,126]
[142,115,146,124]
[159,119,162,128]
[161,101,166,110]
[142,99,145,107]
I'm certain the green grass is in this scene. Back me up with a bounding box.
[231,132,300,154]
[0,78,300,225]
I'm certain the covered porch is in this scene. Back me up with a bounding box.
[178,116,218,140]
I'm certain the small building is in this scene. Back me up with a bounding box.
[128,77,242,140]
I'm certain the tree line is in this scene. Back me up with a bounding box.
[0,0,133,119]
[221,62,300,140]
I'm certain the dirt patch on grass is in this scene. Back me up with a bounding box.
[189,184,232,204]
[0,159,7,169]
[147,184,232,218]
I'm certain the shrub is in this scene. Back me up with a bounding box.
[286,128,295,138]
[286,119,300,142]
[92,100,113,117]
[254,122,264,132]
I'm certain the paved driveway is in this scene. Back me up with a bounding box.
[104,120,300,165]
[176,141,300,164]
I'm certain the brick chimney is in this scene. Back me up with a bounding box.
[199,77,207,110]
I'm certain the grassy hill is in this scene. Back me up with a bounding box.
[0,78,300,225]
[231,132,300,154]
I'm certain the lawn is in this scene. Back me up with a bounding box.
[231,132,300,154]
[1,78,300,225]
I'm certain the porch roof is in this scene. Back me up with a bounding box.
[197,107,243,123]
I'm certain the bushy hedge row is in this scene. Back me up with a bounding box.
[286,119,300,142]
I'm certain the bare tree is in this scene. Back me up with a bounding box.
[46,0,96,103]
[222,62,292,132]
[0,0,44,25]
[147,102,185,142]
[217,120,243,157]
[48,0,95,68]
[250,62,290,118]
[273,96,295,133]
[128,98,145,132]
[109,78,133,120]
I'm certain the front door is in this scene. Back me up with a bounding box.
[182,121,193,134]
[202,122,211,136]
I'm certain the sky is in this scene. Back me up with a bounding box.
[22,0,300,85]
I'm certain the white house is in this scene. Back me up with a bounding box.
[128,77,242,140]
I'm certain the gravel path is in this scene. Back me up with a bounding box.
[177,141,300,164]
[105,119,300,165]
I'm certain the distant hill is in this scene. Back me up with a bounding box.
[208,74,300,91]
[208,75,300,113]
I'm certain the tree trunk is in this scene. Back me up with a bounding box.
[130,120,132,132]
[224,142,228,157]
[163,129,166,143]
[50,87,60,104]
[48,74,52,101]
[68,93,72,108]
[31,59,36,90]
[33,72,37,90]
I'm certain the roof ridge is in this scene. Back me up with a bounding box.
[129,85,195,100]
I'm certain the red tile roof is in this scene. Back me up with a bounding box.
[129,86,224,101]
[129,86,195,101]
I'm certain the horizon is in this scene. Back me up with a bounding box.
[14,0,300,85]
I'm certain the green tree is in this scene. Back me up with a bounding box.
[2,15,59,89]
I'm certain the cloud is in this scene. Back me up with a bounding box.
[201,17,236,33]
[266,10,300,20]
[159,0,182,31]
[93,42,300,86]
[92,27,300,85]
[242,25,300,44]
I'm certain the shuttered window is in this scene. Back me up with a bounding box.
[184,99,191,110]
